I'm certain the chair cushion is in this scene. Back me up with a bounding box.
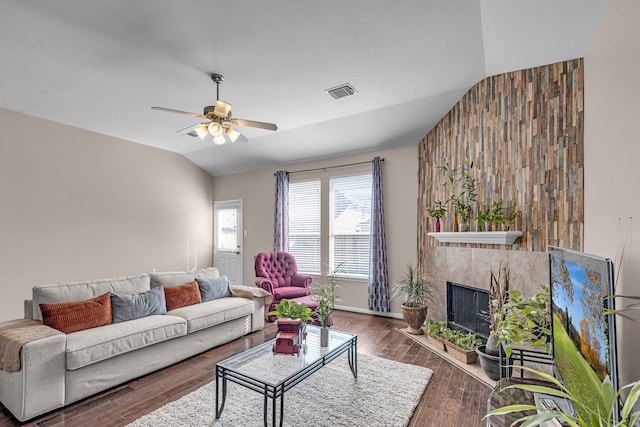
[167,298,254,333]
[254,252,298,288]
[273,286,311,300]
[40,292,112,334]
[65,314,187,370]
[110,287,167,323]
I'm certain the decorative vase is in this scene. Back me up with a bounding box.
[435,218,441,232]
[459,221,470,232]
[401,304,428,335]
[320,326,329,347]
[476,345,512,380]
[453,212,459,232]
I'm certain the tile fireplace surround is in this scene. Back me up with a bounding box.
[423,247,549,322]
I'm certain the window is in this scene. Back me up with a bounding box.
[288,180,321,274]
[330,174,372,277]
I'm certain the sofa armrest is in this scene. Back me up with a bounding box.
[255,277,275,294]
[229,284,270,331]
[229,284,273,305]
[24,300,33,320]
[291,273,312,289]
[0,333,67,421]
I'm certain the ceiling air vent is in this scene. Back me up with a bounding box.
[325,83,357,100]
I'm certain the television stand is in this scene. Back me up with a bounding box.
[486,377,571,427]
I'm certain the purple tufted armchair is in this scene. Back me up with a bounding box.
[254,251,312,321]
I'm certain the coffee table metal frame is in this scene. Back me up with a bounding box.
[215,326,357,427]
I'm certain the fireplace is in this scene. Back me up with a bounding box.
[446,282,490,341]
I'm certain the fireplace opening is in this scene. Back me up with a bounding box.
[446,282,490,341]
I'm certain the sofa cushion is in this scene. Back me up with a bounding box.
[167,298,254,334]
[191,267,220,281]
[40,292,112,334]
[65,314,187,370]
[149,267,220,289]
[164,281,201,311]
[32,274,150,320]
[197,276,231,302]
[110,287,167,323]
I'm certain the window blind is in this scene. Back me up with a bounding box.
[288,180,321,274]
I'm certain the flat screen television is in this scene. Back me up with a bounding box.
[548,246,619,421]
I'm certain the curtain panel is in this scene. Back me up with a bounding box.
[368,157,390,312]
[273,170,289,252]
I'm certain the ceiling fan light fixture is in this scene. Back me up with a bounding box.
[213,134,226,145]
[213,100,232,118]
[225,126,241,143]
[208,121,223,137]
[194,124,209,140]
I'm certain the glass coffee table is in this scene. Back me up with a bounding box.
[215,325,357,427]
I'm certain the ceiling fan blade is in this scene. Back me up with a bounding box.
[230,118,278,131]
[151,106,207,119]
[176,123,206,137]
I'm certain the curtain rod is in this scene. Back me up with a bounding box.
[274,158,384,176]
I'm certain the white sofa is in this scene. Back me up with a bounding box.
[0,267,268,422]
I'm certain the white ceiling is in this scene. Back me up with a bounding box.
[0,0,609,176]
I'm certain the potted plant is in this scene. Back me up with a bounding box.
[476,265,510,380]
[498,204,519,231]
[487,201,505,231]
[496,289,551,358]
[425,318,447,351]
[391,264,436,335]
[313,283,336,347]
[267,299,314,329]
[427,201,447,232]
[454,199,473,232]
[487,367,640,427]
[443,329,481,364]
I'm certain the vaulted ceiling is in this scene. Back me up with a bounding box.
[0,0,609,176]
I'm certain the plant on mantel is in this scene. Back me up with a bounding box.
[437,157,476,232]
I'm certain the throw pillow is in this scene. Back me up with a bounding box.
[164,281,202,311]
[197,276,231,302]
[110,287,167,323]
[40,292,112,334]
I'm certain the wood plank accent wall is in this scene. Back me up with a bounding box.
[418,59,584,259]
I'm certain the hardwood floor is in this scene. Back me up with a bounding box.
[0,311,492,427]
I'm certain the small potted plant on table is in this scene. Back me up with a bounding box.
[268,299,313,354]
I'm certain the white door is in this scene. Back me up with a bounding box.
[213,200,243,284]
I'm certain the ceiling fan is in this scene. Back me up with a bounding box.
[151,73,278,145]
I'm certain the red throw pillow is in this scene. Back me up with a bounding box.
[164,281,202,311]
[40,292,112,334]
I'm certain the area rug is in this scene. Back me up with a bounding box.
[127,353,432,427]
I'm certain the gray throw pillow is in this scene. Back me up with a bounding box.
[197,276,231,302]
[110,286,167,323]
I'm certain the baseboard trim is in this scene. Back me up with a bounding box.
[334,305,403,319]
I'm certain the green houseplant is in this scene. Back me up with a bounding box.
[443,329,481,364]
[476,265,510,380]
[486,366,640,427]
[391,264,436,335]
[267,299,314,322]
[496,289,551,358]
[427,201,447,232]
[425,318,447,350]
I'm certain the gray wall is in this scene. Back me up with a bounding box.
[0,108,214,321]
[585,0,640,388]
